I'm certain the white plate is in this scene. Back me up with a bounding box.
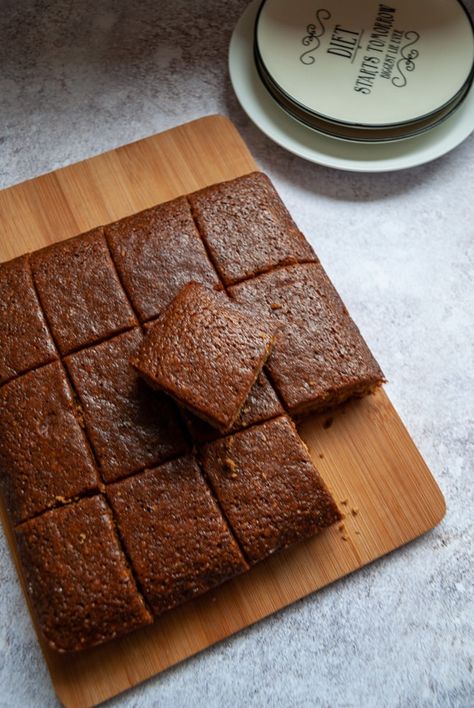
[229,0,474,172]
[255,0,474,127]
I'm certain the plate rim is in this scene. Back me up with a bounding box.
[229,0,474,172]
[254,0,474,129]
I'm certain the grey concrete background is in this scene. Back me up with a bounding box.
[0,1,473,706]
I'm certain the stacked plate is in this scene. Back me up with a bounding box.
[254,0,474,143]
[229,0,474,169]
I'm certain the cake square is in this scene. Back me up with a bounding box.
[107,455,248,615]
[15,496,152,652]
[31,227,137,354]
[0,255,56,385]
[183,372,284,443]
[65,328,188,483]
[131,283,275,433]
[200,416,341,564]
[106,197,221,322]
[188,172,316,286]
[230,263,384,416]
[0,362,100,524]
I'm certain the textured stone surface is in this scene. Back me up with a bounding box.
[0,1,472,706]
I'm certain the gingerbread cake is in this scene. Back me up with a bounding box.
[188,172,316,285]
[200,416,341,564]
[184,371,284,443]
[0,169,379,653]
[31,227,137,354]
[0,362,99,524]
[106,197,220,322]
[15,496,152,652]
[131,283,275,432]
[0,255,56,385]
[65,328,188,482]
[107,455,248,615]
[230,262,384,415]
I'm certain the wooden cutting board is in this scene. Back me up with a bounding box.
[0,115,445,707]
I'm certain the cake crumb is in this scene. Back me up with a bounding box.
[318,453,324,459]
[355,529,361,535]
[322,417,334,429]
[341,535,349,542]
[351,507,359,516]
[340,498,348,505]
[73,400,85,428]
[338,523,345,532]
[224,458,237,474]
[78,532,86,544]
[270,302,282,310]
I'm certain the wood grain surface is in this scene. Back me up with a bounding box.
[0,115,446,707]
